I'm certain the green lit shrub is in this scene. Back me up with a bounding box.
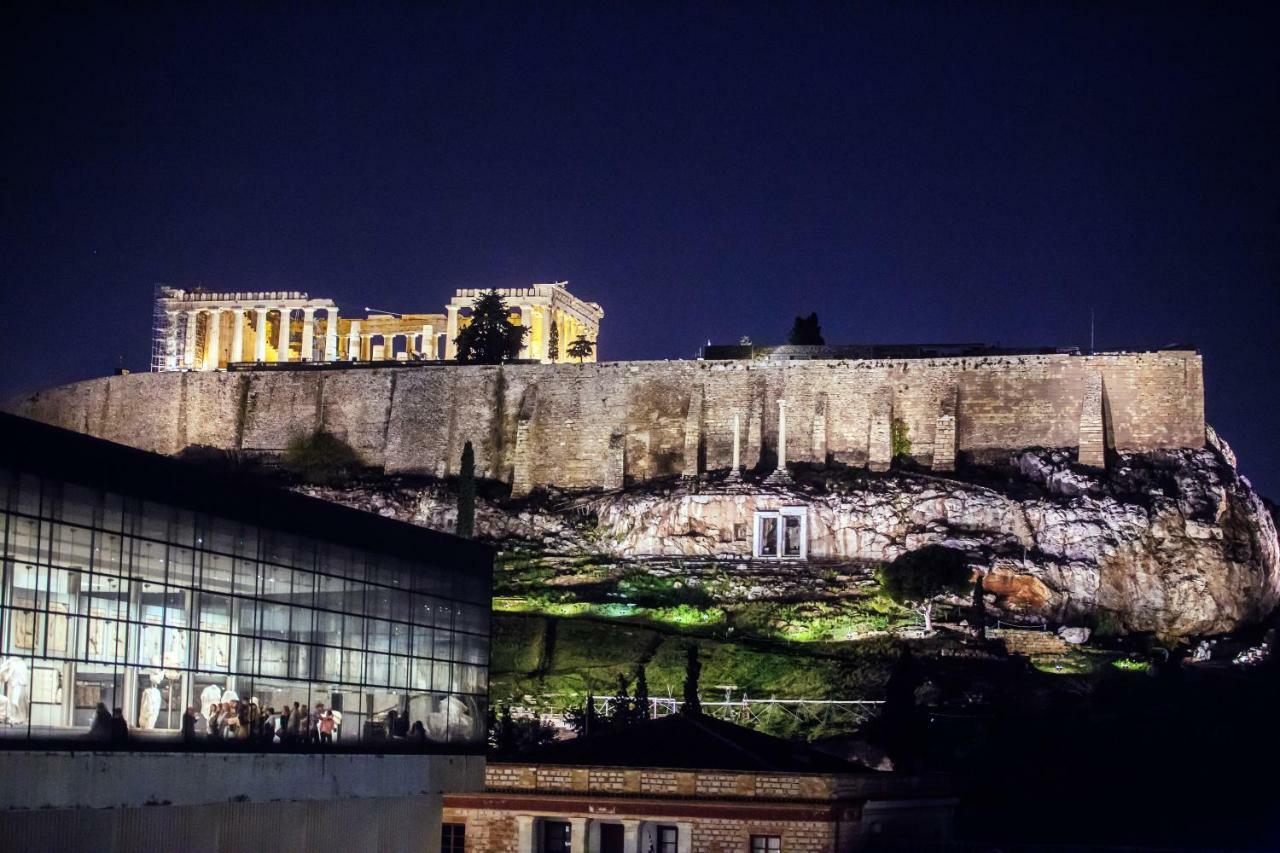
[281,430,361,484]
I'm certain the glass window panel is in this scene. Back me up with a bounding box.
[260,563,291,600]
[136,622,165,667]
[389,654,408,689]
[259,640,288,678]
[341,649,364,684]
[50,522,94,568]
[412,595,434,626]
[132,537,167,581]
[455,603,486,634]
[138,501,172,541]
[88,575,128,617]
[318,646,342,682]
[162,587,187,627]
[758,514,779,557]
[59,483,98,526]
[390,622,409,656]
[289,568,315,602]
[412,628,433,660]
[390,590,410,624]
[314,610,343,644]
[198,631,230,671]
[236,598,258,634]
[432,601,454,630]
[456,633,489,665]
[367,587,392,620]
[233,557,259,596]
[206,518,238,557]
[411,658,432,691]
[365,651,389,687]
[288,642,311,680]
[93,531,124,576]
[260,602,290,638]
[163,626,190,670]
[342,615,365,648]
[201,551,233,593]
[289,606,314,642]
[198,593,231,631]
[100,492,125,532]
[9,515,41,562]
[367,619,391,653]
[86,617,125,662]
[431,661,451,692]
[15,473,42,516]
[433,631,454,664]
[168,546,195,587]
[783,513,803,557]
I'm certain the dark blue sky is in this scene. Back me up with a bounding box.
[3,3,1278,495]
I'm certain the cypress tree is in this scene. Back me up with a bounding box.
[457,440,475,538]
[634,665,651,721]
[681,645,702,716]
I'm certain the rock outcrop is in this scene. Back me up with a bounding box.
[300,438,1280,638]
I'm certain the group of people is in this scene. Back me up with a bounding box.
[87,703,130,742]
[181,698,341,744]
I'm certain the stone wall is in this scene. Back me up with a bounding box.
[9,351,1204,492]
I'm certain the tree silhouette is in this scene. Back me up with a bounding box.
[681,645,702,716]
[453,290,528,364]
[456,440,475,538]
[634,665,651,722]
[788,313,825,345]
[567,335,595,363]
[879,545,973,632]
[548,321,560,362]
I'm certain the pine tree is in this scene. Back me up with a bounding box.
[634,665,651,722]
[787,313,825,346]
[453,290,528,364]
[681,645,702,716]
[567,335,595,363]
[456,441,475,538]
[548,321,560,362]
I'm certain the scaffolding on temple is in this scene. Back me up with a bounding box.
[150,285,172,372]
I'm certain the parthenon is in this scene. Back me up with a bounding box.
[153,281,603,371]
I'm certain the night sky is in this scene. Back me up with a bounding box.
[3,4,1278,495]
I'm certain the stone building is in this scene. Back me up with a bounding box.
[442,713,954,853]
[444,282,604,363]
[153,281,602,370]
[0,412,493,852]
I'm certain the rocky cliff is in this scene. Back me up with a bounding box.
[298,433,1279,639]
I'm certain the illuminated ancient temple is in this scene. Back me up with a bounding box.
[152,281,603,370]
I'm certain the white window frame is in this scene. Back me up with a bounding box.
[753,508,807,560]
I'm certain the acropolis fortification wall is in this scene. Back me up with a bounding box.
[8,351,1204,492]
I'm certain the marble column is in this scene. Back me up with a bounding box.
[230,309,245,364]
[300,308,316,361]
[518,304,533,359]
[537,306,551,362]
[445,305,459,359]
[515,815,534,853]
[183,310,198,367]
[254,308,268,361]
[622,819,641,853]
[204,309,220,369]
[422,323,435,359]
[275,308,291,362]
[569,817,588,853]
[324,309,340,361]
[347,320,361,361]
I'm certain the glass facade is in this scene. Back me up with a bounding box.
[0,467,489,750]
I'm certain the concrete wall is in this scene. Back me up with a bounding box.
[9,352,1204,491]
[0,751,484,853]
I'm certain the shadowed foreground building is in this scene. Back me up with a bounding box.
[0,413,492,852]
[443,714,954,853]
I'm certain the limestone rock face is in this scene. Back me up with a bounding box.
[300,443,1280,638]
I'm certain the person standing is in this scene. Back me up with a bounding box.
[109,707,129,744]
[319,710,335,744]
[181,706,198,744]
